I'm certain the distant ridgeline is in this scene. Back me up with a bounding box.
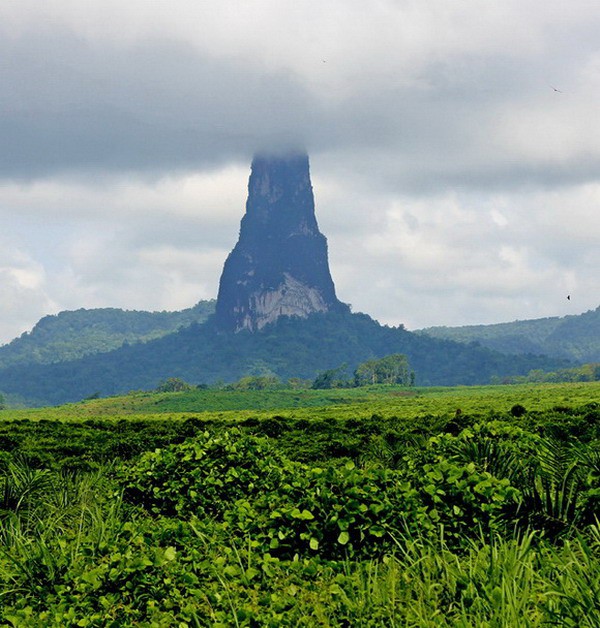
[0,153,571,406]
[417,306,600,364]
[0,301,215,370]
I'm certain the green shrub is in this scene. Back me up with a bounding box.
[121,432,419,559]
[510,403,527,417]
[400,424,535,540]
[226,460,418,560]
[120,430,289,518]
[154,377,193,393]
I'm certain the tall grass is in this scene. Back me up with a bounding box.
[331,528,600,627]
[177,525,600,626]
[0,460,124,607]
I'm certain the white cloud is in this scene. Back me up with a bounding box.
[321,181,599,330]
[0,244,58,344]
[0,171,247,341]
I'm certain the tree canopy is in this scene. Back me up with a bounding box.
[354,354,411,386]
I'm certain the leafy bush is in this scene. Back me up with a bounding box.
[121,431,420,559]
[1,389,600,625]
[399,424,540,539]
[120,430,290,518]
[226,460,418,560]
[510,403,527,417]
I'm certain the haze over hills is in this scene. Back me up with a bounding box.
[1,300,596,392]
[0,153,578,406]
[417,306,600,363]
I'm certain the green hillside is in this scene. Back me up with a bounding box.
[0,300,215,369]
[418,306,600,362]
[0,310,566,407]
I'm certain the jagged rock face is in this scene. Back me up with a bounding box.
[215,153,345,332]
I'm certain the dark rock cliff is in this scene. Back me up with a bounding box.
[215,153,347,331]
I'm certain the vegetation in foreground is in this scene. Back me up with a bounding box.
[0,382,598,626]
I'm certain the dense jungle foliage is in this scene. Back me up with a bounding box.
[0,382,598,626]
[0,310,566,407]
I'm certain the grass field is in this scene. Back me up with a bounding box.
[3,380,598,421]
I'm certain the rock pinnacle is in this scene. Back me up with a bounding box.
[215,152,345,331]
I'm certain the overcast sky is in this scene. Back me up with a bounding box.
[1,1,599,344]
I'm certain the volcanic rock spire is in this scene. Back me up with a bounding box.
[215,152,346,332]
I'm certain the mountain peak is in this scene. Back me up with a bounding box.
[215,152,346,332]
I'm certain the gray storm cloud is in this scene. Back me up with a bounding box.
[0,30,314,178]
[1,4,600,189]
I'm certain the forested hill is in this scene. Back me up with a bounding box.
[0,310,566,407]
[0,301,215,369]
[417,306,600,363]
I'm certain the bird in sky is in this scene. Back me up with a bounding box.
[567,295,571,300]
[551,85,563,93]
